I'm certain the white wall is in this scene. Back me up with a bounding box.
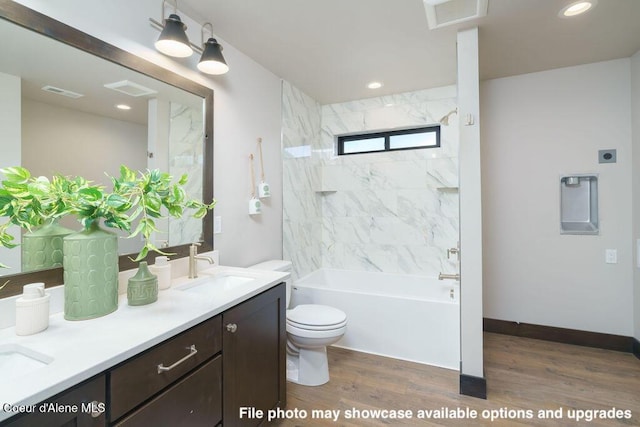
[15,0,284,267]
[632,50,640,342]
[481,59,633,336]
[22,98,146,184]
[0,72,21,273]
[457,28,484,379]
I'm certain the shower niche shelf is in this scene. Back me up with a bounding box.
[560,174,598,235]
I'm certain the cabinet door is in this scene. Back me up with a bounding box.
[223,283,286,427]
[1,375,106,427]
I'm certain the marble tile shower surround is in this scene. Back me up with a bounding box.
[282,82,459,280]
[168,102,204,246]
[282,82,323,279]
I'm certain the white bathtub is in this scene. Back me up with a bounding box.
[291,268,460,370]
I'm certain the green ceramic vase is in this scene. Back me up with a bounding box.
[21,220,75,272]
[63,221,118,320]
[127,261,158,306]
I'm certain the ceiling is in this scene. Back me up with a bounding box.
[180,0,640,105]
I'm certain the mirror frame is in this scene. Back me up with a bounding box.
[0,0,214,298]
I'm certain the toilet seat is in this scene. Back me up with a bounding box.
[287,304,347,331]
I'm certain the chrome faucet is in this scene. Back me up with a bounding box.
[188,242,214,279]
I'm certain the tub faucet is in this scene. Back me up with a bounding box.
[438,273,460,281]
[188,242,214,279]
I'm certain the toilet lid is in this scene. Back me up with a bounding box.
[287,304,347,328]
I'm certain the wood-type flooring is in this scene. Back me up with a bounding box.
[270,332,640,426]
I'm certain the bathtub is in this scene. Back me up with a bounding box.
[291,268,460,370]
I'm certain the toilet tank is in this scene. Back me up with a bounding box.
[248,260,292,307]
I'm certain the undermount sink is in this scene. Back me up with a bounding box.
[0,344,53,378]
[176,273,255,294]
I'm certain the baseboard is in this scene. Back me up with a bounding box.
[484,318,634,353]
[459,374,486,399]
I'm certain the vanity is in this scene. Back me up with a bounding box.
[0,266,287,426]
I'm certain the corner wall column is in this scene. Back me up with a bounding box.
[457,27,486,399]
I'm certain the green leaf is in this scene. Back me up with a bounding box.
[131,245,149,262]
[27,177,50,197]
[0,166,30,183]
[143,193,162,217]
[119,165,136,182]
[78,187,103,202]
[168,205,183,217]
[178,174,188,186]
[193,207,207,219]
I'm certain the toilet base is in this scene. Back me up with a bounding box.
[286,347,330,386]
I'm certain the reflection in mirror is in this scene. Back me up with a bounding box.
[0,2,213,289]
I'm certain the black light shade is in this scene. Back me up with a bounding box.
[155,14,193,58]
[197,38,229,75]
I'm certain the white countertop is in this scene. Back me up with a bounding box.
[0,265,288,422]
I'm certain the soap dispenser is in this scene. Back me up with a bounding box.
[15,282,50,336]
[149,256,172,290]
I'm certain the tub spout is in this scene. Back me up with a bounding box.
[438,273,460,281]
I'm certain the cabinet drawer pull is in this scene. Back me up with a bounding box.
[157,345,198,374]
[226,323,238,333]
[89,401,104,418]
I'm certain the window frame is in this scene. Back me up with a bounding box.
[337,125,441,156]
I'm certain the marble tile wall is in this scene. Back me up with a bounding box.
[282,83,460,279]
[168,102,204,246]
[281,81,323,280]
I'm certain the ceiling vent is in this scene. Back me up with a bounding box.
[423,0,488,29]
[41,85,84,99]
[103,80,157,97]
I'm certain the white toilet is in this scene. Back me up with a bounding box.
[249,260,347,386]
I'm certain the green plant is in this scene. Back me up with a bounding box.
[0,165,215,267]
[0,166,80,267]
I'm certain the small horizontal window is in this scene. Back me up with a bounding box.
[337,126,440,156]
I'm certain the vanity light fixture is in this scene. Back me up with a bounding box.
[115,104,132,110]
[559,0,597,17]
[197,23,229,75]
[154,0,193,57]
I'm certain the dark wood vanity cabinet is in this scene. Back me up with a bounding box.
[223,283,287,427]
[1,375,106,427]
[110,282,285,427]
[0,283,285,427]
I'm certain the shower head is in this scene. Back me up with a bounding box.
[439,108,458,126]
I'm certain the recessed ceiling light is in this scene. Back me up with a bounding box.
[559,0,596,17]
[116,104,132,110]
[367,81,383,89]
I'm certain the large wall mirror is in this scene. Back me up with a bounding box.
[0,1,214,297]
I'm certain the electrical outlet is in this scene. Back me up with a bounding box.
[605,249,617,264]
[214,216,222,234]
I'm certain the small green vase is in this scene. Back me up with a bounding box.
[127,262,158,306]
[63,221,118,320]
[22,220,75,272]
